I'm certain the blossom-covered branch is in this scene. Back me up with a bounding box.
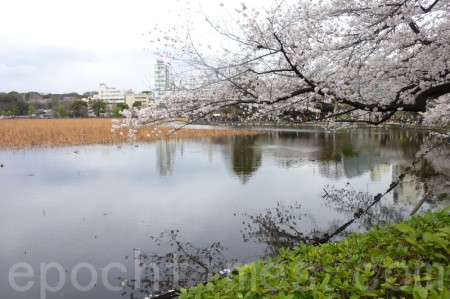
[126,0,449,126]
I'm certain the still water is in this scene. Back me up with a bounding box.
[0,127,448,298]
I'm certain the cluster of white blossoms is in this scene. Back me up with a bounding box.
[422,95,450,125]
[120,0,449,130]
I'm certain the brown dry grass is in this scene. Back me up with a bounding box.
[0,118,262,149]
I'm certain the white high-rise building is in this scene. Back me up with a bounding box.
[154,60,174,103]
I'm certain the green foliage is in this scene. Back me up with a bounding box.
[14,101,28,115]
[112,103,129,117]
[0,92,28,115]
[57,104,66,118]
[112,107,121,117]
[180,208,450,298]
[0,92,22,103]
[27,105,36,116]
[116,103,129,110]
[132,101,143,108]
[71,100,88,117]
[90,99,107,117]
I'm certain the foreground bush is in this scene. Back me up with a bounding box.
[180,207,450,298]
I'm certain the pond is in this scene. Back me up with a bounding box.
[0,126,448,299]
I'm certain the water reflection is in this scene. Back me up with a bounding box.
[154,128,435,184]
[234,134,450,255]
[120,230,237,298]
[0,127,448,299]
[323,184,408,232]
[407,143,450,202]
[240,202,320,256]
[156,140,178,176]
[228,136,262,184]
[138,129,449,296]
[256,128,427,180]
[393,165,426,205]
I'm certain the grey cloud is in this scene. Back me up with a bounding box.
[0,36,153,93]
[0,38,98,68]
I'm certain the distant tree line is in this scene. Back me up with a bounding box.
[0,91,115,118]
[0,91,149,119]
[0,92,31,116]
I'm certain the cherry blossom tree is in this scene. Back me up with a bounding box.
[123,0,449,128]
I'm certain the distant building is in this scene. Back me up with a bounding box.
[125,91,153,108]
[95,83,126,107]
[154,60,174,103]
[87,83,127,116]
[36,109,55,118]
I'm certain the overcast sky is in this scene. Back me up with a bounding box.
[0,0,274,94]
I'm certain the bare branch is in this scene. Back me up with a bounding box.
[421,0,440,13]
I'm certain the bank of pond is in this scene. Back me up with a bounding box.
[180,208,450,299]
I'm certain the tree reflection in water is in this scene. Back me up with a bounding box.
[239,197,406,257]
[118,134,450,298]
[120,230,237,298]
[239,141,450,256]
[240,202,321,256]
[324,184,407,231]
[229,135,262,184]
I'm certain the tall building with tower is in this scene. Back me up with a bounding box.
[154,60,174,103]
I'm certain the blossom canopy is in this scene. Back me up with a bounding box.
[130,0,450,126]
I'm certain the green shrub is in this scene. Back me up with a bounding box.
[180,207,450,298]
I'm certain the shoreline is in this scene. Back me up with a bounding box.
[194,120,449,130]
[0,118,263,149]
[1,118,448,149]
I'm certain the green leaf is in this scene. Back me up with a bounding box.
[354,273,367,292]
[397,222,415,234]
[441,206,450,215]
[321,274,330,287]
[422,232,450,252]
[437,226,450,235]
[412,286,428,299]
[405,237,418,245]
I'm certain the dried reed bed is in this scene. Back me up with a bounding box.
[0,118,262,149]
